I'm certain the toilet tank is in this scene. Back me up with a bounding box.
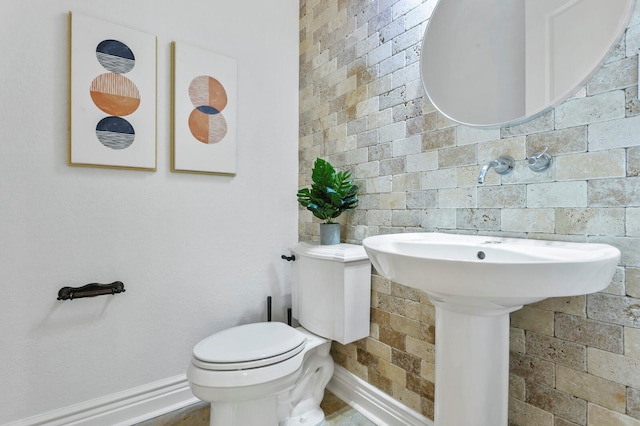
[289,242,371,345]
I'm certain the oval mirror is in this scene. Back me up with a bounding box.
[420,0,635,127]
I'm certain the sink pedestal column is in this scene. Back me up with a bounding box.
[432,301,521,426]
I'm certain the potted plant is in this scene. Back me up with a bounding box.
[297,158,359,244]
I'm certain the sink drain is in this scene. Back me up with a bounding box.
[477,251,486,260]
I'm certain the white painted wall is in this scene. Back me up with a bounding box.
[0,1,299,423]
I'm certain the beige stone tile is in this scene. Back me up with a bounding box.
[628,387,640,421]
[532,296,586,316]
[556,150,626,181]
[366,209,392,226]
[379,121,406,143]
[477,135,527,162]
[378,192,406,209]
[603,266,626,296]
[527,181,588,208]
[380,157,406,175]
[422,208,456,230]
[501,208,555,233]
[456,126,501,146]
[366,337,391,362]
[405,151,438,173]
[628,146,640,177]
[392,172,421,192]
[390,313,421,339]
[555,208,625,236]
[477,185,526,208]
[525,381,586,425]
[555,90,625,129]
[501,110,555,137]
[391,348,421,375]
[391,382,422,414]
[625,327,640,360]
[588,403,640,426]
[438,145,477,168]
[438,187,477,208]
[588,56,638,95]
[366,176,392,193]
[355,160,380,178]
[588,347,640,388]
[405,335,435,362]
[555,313,624,354]
[510,306,554,335]
[589,114,640,151]
[526,126,587,156]
[587,293,640,327]
[510,352,555,387]
[406,372,435,403]
[384,286,415,305]
[420,359,435,382]
[456,208,500,231]
[510,327,526,353]
[628,208,640,237]
[377,358,407,386]
[526,332,586,371]
[508,398,554,426]
[628,268,640,299]
[406,189,437,209]
[421,168,457,190]
[402,300,424,321]
[509,374,526,401]
[392,134,421,158]
[556,365,626,413]
[422,127,456,151]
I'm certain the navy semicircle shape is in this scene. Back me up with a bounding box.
[96,116,135,134]
[96,39,135,60]
[196,106,221,115]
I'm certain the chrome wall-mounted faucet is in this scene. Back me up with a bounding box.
[477,156,514,184]
[527,147,552,172]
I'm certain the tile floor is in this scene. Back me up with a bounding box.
[134,390,376,425]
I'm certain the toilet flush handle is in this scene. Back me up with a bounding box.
[281,254,296,261]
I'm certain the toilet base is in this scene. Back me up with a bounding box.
[192,329,334,426]
[209,397,280,426]
[282,407,325,426]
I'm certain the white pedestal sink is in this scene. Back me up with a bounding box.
[363,232,621,426]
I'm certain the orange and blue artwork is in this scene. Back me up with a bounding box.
[171,42,237,175]
[69,12,157,170]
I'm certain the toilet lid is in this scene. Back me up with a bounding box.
[192,322,307,370]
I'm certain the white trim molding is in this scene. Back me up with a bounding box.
[4,375,199,426]
[327,365,434,426]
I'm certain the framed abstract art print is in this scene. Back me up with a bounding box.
[171,41,237,175]
[68,12,157,171]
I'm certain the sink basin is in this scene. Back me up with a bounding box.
[362,232,620,426]
[363,232,621,310]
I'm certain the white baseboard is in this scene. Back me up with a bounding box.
[4,375,199,426]
[327,365,433,426]
[7,367,432,426]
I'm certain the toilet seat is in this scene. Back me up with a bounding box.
[192,322,307,371]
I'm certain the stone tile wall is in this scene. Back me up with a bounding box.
[299,0,640,424]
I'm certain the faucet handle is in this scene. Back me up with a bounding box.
[528,147,552,172]
[494,156,515,174]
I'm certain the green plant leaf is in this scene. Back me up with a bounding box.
[296,158,359,223]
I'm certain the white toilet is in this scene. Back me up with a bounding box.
[187,242,371,426]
